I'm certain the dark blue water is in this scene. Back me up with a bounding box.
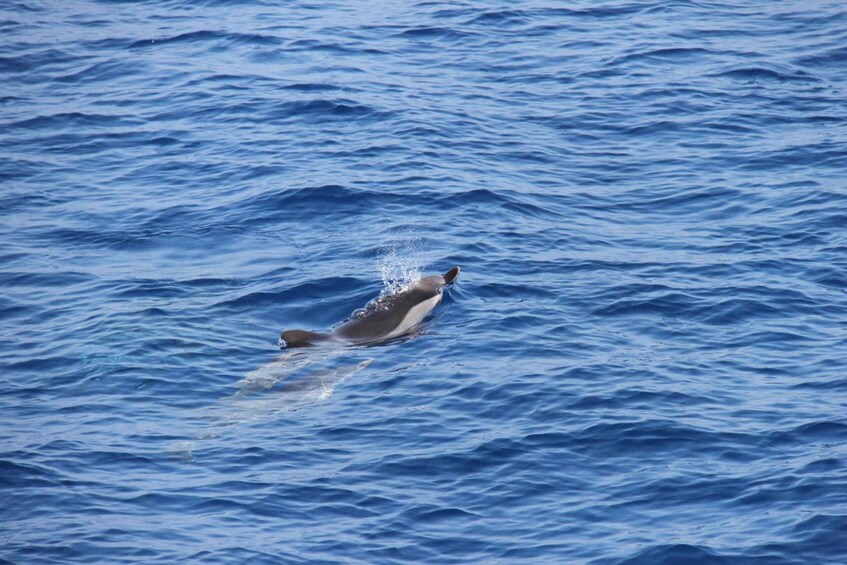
[2,0,847,563]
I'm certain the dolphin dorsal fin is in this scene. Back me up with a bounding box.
[442,266,460,284]
[280,329,331,348]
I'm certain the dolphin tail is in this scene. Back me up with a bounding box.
[443,266,460,285]
[279,329,332,348]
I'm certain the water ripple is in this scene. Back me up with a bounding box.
[1,0,846,563]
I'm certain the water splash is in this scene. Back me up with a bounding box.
[377,237,423,298]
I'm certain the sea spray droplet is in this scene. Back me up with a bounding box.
[378,238,423,298]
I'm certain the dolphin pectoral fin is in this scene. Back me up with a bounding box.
[443,266,460,285]
[280,329,332,348]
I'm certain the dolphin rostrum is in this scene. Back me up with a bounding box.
[280,266,460,348]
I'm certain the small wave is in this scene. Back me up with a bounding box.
[610,46,714,67]
[4,111,138,131]
[233,184,380,220]
[0,55,30,73]
[617,543,725,564]
[282,82,347,92]
[795,45,847,70]
[465,10,529,26]
[284,39,384,56]
[713,66,820,83]
[54,59,144,84]
[396,26,475,41]
[0,48,82,75]
[266,99,384,123]
[547,3,663,18]
[129,30,281,50]
[767,420,847,447]
[217,276,362,313]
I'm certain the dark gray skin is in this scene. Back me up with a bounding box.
[281,266,460,348]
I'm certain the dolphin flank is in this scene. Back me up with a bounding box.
[280,266,460,348]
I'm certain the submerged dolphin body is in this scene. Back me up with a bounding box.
[281,266,460,348]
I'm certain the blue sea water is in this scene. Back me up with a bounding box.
[2,0,847,562]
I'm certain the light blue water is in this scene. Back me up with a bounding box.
[2,1,847,563]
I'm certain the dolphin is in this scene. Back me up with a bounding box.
[280,266,460,348]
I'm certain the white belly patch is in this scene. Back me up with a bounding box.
[389,294,442,338]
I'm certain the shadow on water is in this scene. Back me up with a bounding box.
[176,349,372,462]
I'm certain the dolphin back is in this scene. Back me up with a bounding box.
[334,287,438,344]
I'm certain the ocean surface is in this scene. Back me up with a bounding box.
[2,1,846,563]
